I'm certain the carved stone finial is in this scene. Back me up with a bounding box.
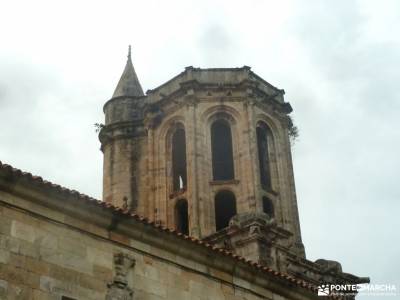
[315,259,342,274]
[128,45,132,60]
[229,211,274,229]
[106,253,136,300]
[114,253,135,284]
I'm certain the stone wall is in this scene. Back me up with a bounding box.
[0,175,317,300]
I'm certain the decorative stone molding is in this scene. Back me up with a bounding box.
[315,259,342,274]
[228,211,275,229]
[105,253,136,300]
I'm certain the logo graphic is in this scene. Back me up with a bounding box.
[318,284,330,296]
[317,283,397,297]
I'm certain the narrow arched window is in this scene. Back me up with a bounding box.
[215,190,237,231]
[172,127,187,191]
[256,122,272,189]
[175,199,189,235]
[211,120,234,180]
[262,197,274,218]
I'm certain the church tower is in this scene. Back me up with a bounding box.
[99,52,369,287]
[100,50,304,260]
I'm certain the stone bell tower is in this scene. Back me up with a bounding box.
[100,52,305,252]
[99,51,369,289]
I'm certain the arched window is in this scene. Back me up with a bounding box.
[172,127,187,191]
[262,197,274,218]
[214,190,237,231]
[175,199,189,235]
[256,122,272,189]
[211,120,234,180]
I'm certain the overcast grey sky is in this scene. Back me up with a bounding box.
[1,0,399,298]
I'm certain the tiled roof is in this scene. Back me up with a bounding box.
[0,160,325,296]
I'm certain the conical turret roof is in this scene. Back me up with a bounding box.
[112,46,144,98]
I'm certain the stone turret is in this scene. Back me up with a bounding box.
[99,47,147,211]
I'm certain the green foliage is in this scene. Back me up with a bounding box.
[287,116,299,144]
[94,123,105,133]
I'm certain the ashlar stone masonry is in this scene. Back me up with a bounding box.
[0,50,369,300]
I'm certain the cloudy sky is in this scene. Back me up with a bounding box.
[1,0,399,298]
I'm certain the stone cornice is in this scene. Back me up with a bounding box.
[146,66,283,96]
[145,81,291,117]
[99,121,146,148]
[103,95,147,113]
[284,252,370,286]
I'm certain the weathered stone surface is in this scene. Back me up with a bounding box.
[105,252,135,300]
[11,220,36,243]
[99,65,368,295]
[0,162,317,300]
[0,249,9,264]
[100,67,305,260]
[0,218,11,236]
[0,61,368,300]
[0,279,8,299]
